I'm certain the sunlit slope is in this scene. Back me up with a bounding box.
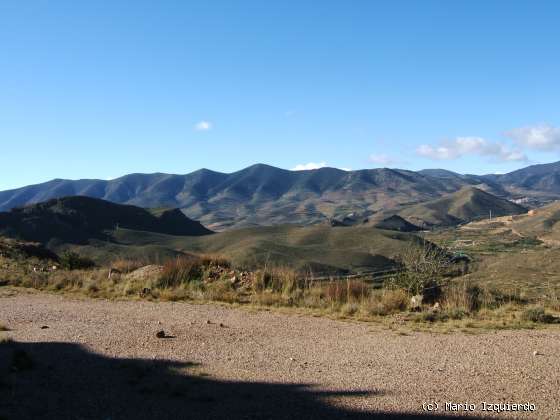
[397,187,526,227]
[110,224,421,273]
[508,201,560,242]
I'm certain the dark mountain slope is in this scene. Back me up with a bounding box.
[373,215,421,232]
[0,196,212,244]
[491,161,560,195]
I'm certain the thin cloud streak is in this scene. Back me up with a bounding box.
[416,136,527,162]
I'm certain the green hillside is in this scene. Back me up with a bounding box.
[77,224,423,274]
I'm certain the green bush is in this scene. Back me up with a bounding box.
[60,251,95,270]
[390,241,451,302]
[447,308,467,320]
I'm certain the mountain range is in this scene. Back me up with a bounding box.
[1,161,559,230]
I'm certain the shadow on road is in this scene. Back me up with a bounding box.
[0,340,468,419]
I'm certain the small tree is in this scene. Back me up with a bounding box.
[389,240,451,301]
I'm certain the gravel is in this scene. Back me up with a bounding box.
[1,290,558,419]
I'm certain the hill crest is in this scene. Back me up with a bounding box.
[0,196,212,245]
[397,187,527,227]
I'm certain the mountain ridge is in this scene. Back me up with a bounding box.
[1,161,558,230]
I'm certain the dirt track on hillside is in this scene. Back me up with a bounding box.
[1,290,558,419]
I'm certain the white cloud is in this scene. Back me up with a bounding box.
[369,153,397,166]
[506,124,560,151]
[416,136,527,162]
[291,162,327,171]
[194,120,212,131]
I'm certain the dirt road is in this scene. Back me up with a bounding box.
[1,290,558,419]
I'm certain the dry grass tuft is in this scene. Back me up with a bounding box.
[324,280,369,304]
[158,257,204,288]
[361,289,408,316]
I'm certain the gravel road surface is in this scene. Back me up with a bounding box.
[1,290,558,419]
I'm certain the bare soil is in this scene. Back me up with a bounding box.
[1,289,559,419]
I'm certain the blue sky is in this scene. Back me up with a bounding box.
[1,1,560,190]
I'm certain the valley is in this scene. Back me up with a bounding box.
[0,167,559,327]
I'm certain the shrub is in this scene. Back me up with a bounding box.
[60,251,95,270]
[253,268,302,294]
[157,254,231,289]
[465,286,482,311]
[390,241,451,301]
[521,306,557,324]
[324,280,368,304]
[447,308,467,320]
[444,283,482,313]
[251,290,284,306]
[204,281,237,303]
[47,271,85,290]
[341,302,359,316]
[157,257,204,288]
[360,289,408,316]
[380,289,408,312]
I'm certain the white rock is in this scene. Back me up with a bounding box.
[410,295,423,310]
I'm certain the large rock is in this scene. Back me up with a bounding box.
[125,265,163,281]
